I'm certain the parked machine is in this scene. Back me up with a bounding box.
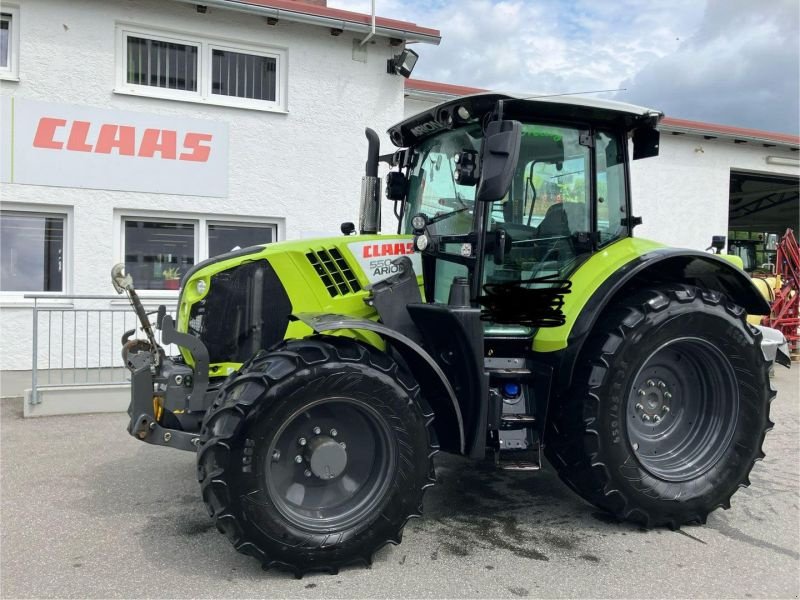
[113,93,791,575]
[764,229,799,356]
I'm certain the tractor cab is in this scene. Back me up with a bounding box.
[385,93,661,310]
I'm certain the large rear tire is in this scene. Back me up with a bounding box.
[545,285,775,528]
[197,336,436,575]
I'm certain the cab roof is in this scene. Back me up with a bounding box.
[389,92,663,148]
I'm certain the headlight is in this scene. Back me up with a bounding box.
[414,234,429,251]
[411,213,428,233]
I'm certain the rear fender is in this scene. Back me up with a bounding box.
[555,248,770,391]
[292,312,466,454]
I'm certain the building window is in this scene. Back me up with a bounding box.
[211,47,276,102]
[0,211,65,292]
[0,6,20,80]
[119,214,280,291]
[116,26,287,111]
[123,219,196,291]
[126,35,199,92]
[208,222,276,257]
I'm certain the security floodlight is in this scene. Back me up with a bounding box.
[387,49,419,78]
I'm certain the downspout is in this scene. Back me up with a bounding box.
[359,0,376,46]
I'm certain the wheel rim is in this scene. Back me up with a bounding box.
[626,337,739,482]
[265,397,396,532]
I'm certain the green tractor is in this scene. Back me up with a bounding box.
[112,93,790,575]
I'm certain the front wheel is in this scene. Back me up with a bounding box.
[545,285,775,528]
[197,337,436,575]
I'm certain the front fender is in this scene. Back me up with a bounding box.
[291,312,466,454]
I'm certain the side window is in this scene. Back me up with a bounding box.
[595,131,627,244]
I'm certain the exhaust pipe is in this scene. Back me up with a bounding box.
[359,128,381,235]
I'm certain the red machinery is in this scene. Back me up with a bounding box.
[765,229,799,354]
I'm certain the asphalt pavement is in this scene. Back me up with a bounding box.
[1,367,798,599]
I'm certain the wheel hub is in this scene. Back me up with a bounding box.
[634,379,673,424]
[305,435,348,480]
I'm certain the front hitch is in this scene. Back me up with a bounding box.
[112,264,208,452]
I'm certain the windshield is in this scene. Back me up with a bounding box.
[402,124,482,235]
[401,121,627,304]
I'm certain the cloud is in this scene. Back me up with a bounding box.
[617,0,800,133]
[330,0,799,133]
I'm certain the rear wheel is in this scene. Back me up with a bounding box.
[545,285,775,528]
[197,336,436,575]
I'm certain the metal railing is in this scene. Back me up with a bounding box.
[25,294,175,405]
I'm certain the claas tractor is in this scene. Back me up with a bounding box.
[112,93,791,575]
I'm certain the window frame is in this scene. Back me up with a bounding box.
[118,28,202,101]
[0,205,71,298]
[207,41,284,111]
[120,214,199,295]
[206,220,278,257]
[115,24,288,113]
[594,129,631,248]
[0,5,20,82]
[115,210,283,297]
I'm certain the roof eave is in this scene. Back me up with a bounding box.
[660,120,799,149]
[171,0,442,44]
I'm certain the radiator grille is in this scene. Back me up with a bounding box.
[306,248,361,297]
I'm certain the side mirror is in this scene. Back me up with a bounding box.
[476,119,522,202]
[632,126,660,160]
[385,171,408,201]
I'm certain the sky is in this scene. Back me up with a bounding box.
[329,0,800,134]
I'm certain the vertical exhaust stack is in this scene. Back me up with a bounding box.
[359,128,381,235]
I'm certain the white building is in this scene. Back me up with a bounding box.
[1,2,798,381]
[404,79,800,256]
[0,0,440,372]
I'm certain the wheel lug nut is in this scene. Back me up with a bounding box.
[304,469,312,478]
[638,390,646,397]
[657,381,666,389]
[635,403,644,411]
[662,406,670,413]
[298,437,307,446]
[664,392,672,400]
[330,429,337,437]
[653,415,662,423]
[339,442,347,449]
[294,455,303,463]
[642,414,651,422]
[313,426,321,435]
[646,379,655,387]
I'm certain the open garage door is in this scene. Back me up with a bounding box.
[728,170,799,272]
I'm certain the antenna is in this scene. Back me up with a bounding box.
[518,88,626,101]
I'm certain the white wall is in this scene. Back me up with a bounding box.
[631,133,798,250]
[1,0,408,370]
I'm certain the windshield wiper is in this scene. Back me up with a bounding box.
[429,205,472,226]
